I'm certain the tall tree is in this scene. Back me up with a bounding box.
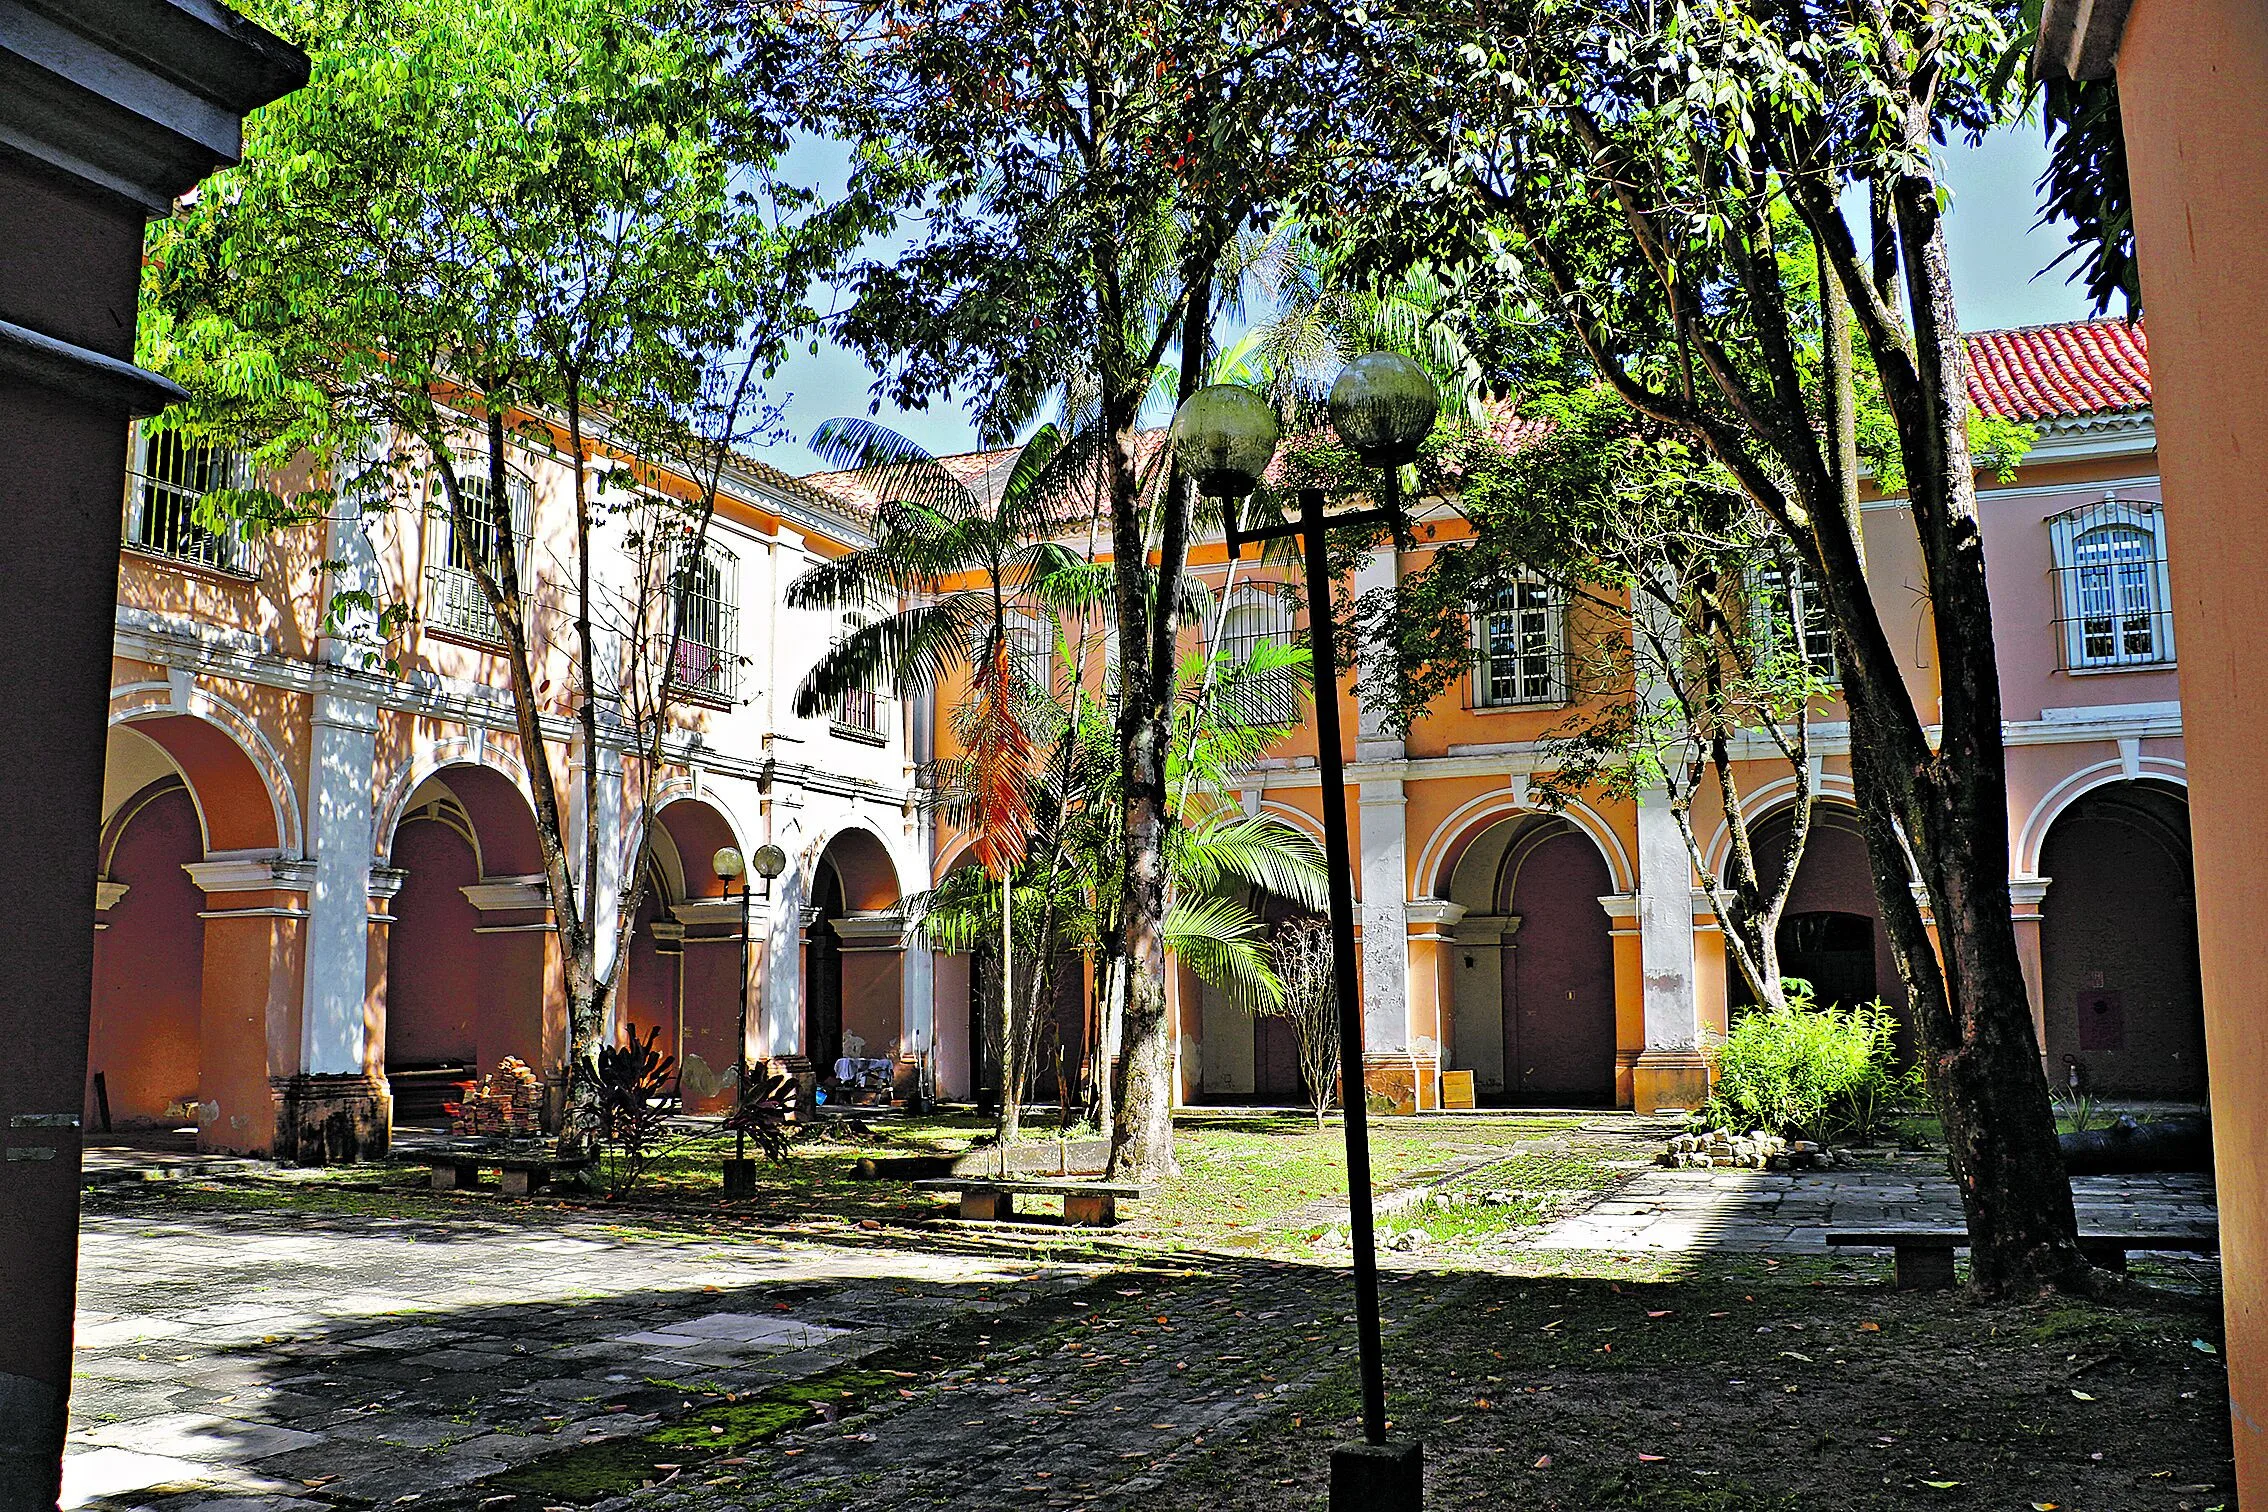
[140,0,865,1146]
[817,0,1351,1176]
[1327,0,2085,1289]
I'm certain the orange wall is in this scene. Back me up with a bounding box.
[2115,0,2268,1489]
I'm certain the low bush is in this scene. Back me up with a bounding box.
[1705,983,1917,1142]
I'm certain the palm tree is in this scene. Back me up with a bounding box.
[788,419,1105,1137]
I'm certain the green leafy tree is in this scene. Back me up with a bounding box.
[817,0,1353,1177]
[139,0,865,1148]
[1325,0,2086,1289]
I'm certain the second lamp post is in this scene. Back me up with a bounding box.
[1172,352,1439,1512]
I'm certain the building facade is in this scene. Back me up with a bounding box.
[910,318,2206,1114]
[95,416,931,1158]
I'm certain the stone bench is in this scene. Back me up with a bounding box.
[913,1177,1153,1226]
[410,1150,590,1197]
[1827,1229,2218,1289]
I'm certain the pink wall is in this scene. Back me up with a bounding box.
[385,818,481,1067]
[88,784,204,1125]
[678,937,743,1113]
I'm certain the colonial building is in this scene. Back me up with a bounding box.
[95,415,930,1158]
[906,318,2204,1113]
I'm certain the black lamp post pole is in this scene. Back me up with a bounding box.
[1295,484,1390,1446]
[735,877,751,1165]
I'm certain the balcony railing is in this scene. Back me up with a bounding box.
[425,563,508,644]
[125,465,250,575]
[665,624,740,704]
[831,687,886,743]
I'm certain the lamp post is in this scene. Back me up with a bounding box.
[713,842,787,1193]
[1173,353,1439,1512]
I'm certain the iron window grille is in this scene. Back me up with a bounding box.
[830,609,887,742]
[1006,611,1052,696]
[1470,579,1567,707]
[125,427,251,574]
[1217,586,1302,725]
[1755,559,1839,683]
[2050,495,2174,671]
[426,462,533,644]
[666,538,740,702]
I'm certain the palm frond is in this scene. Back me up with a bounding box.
[1172,813,1329,912]
[1166,893,1281,1010]
[808,418,980,522]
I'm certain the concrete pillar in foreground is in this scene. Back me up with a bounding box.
[1629,786,1707,1111]
[0,7,305,1503]
[2042,0,2268,1489]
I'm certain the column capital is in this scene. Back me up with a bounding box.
[185,854,316,896]
[2008,876,2052,909]
[1403,898,1468,934]
[462,875,550,913]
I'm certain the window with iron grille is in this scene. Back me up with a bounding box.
[125,427,251,573]
[1218,587,1302,725]
[1472,579,1566,707]
[426,462,532,643]
[831,609,886,741]
[667,538,739,702]
[1006,611,1052,696]
[2051,496,2173,670]
[1755,559,1839,682]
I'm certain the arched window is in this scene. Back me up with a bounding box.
[428,459,533,643]
[1472,578,1567,706]
[669,538,738,701]
[1218,587,1302,725]
[127,427,249,572]
[2052,497,2173,669]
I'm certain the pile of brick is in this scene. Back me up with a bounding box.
[447,1056,544,1138]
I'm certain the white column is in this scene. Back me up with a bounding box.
[1352,544,1404,763]
[1358,778,1411,1053]
[1634,786,1699,1051]
[301,689,379,1074]
[568,735,627,994]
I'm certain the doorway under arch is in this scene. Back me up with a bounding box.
[2039,780,2204,1098]
[807,829,907,1098]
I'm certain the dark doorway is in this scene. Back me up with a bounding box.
[805,860,844,1071]
[2040,781,2204,1098]
[1500,820,1617,1105]
[1778,910,1878,1009]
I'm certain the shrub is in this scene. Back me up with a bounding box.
[1706,983,1916,1142]
[589,1023,679,1195]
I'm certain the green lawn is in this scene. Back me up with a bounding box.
[89,1110,1632,1257]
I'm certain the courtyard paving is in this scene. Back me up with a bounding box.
[63,1121,2221,1511]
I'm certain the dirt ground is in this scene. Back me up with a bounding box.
[1129,1256,2234,1512]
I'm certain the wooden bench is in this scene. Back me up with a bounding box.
[1827,1229,2218,1289]
[410,1150,589,1197]
[913,1177,1152,1226]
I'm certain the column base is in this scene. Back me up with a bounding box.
[273,1074,392,1165]
[1361,1053,1442,1115]
[1630,1048,1712,1114]
[1330,1438,1423,1510]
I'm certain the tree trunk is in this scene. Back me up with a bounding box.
[997,870,1022,1143]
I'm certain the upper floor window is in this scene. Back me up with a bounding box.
[831,609,886,742]
[1756,558,1839,683]
[2051,496,2173,671]
[126,427,250,574]
[1472,579,1566,707]
[427,461,532,644]
[668,538,739,703]
[1005,611,1053,698]
[1218,586,1302,725]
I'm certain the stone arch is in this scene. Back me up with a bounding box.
[371,731,539,865]
[108,683,302,857]
[1415,788,1633,904]
[1722,799,1907,1021]
[2016,756,2189,879]
[1700,771,1861,881]
[88,777,207,1129]
[2038,779,2204,1098]
[639,793,749,1109]
[378,759,551,1119]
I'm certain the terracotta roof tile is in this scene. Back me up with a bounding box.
[1963,318,2150,422]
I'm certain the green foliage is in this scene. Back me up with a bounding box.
[1705,986,1917,1143]
[588,1024,679,1196]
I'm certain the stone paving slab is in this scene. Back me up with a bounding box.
[66,1202,1100,1510]
[1528,1155,2217,1253]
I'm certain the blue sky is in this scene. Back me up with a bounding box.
[752,124,2095,476]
